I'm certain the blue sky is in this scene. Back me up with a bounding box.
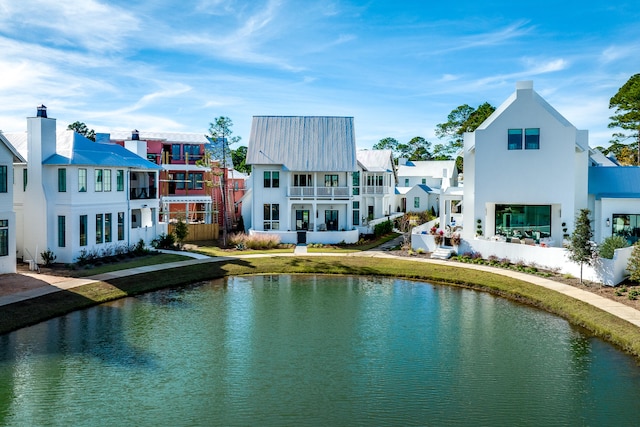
[1,0,639,150]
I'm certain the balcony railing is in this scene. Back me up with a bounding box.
[362,186,389,195]
[130,186,157,200]
[289,186,350,199]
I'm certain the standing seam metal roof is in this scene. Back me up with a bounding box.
[246,116,357,171]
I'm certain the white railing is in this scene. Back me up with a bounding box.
[289,186,349,198]
[362,186,389,195]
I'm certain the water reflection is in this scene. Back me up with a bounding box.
[0,275,639,426]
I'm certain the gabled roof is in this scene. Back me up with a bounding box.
[478,81,573,131]
[0,132,26,162]
[406,183,434,195]
[357,149,394,172]
[589,166,640,199]
[107,131,209,144]
[4,130,160,170]
[246,116,357,171]
[397,160,456,178]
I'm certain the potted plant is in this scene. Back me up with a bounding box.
[434,230,444,246]
[451,233,462,247]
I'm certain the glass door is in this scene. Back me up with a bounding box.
[296,210,309,230]
[325,210,338,231]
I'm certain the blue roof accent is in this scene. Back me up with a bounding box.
[589,166,640,199]
[41,131,161,170]
[416,184,433,193]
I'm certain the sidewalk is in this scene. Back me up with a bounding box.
[2,249,640,329]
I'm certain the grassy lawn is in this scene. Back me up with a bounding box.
[66,253,192,277]
[4,254,640,361]
[306,232,401,253]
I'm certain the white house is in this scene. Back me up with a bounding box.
[412,81,640,285]
[0,133,26,274]
[245,116,360,244]
[355,149,397,229]
[5,106,166,265]
[462,80,589,245]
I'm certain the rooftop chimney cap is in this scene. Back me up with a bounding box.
[516,81,533,90]
[36,104,47,118]
[131,129,140,140]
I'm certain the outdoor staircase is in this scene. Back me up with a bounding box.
[430,247,455,260]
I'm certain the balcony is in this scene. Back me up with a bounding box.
[362,186,389,195]
[130,186,157,200]
[288,186,350,200]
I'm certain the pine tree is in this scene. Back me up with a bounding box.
[567,209,597,284]
[627,242,640,282]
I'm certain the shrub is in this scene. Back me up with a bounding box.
[627,242,640,282]
[599,235,630,259]
[40,249,57,267]
[152,233,176,249]
[374,220,393,237]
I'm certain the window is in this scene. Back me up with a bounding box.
[294,174,313,187]
[176,172,186,190]
[95,169,103,192]
[58,216,65,247]
[116,170,124,191]
[421,178,426,185]
[56,168,66,192]
[414,197,420,209]
[104,170,112,192]
[353,201,360,226]
[79,215,87,246]
[105,213,112,243]
[0,220,8,256]
[96,214,103,244]
[404,178,409,187]
[78,169,87,192]
[184,144,200,162]
[0,166,7,193]
[324,174,339,187]
[23,169,27,191]
[352,171,360,195]
[117,212,125,240]
[188,172,203,190]
[508,129,523,150]
[494,205,551,241]
[525,128,540,150]
[171,144,181,161]
[264,171,279,188]
[263,203,280,230]
[612,214,640,244]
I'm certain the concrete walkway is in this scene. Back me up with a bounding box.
[2,248,640,330]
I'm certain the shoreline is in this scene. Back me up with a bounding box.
[2,252,640,360]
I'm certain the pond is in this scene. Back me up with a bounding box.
[1,275,639,426]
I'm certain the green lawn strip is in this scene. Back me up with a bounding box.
[191,247,295,257]
[307,233,401,253]
[70,253,192,277]
[3,255,640,360]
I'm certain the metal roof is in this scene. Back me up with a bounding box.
[0,132,26,162]
[4,130,160,170]
[357,149,394,172]
[246,116,357,171]
[589,166,640,199]
[106,131,209,144]
[397,160,456,178]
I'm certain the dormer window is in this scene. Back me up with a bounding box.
[508,128,540,150]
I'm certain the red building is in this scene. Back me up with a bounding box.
[100,130,246,231]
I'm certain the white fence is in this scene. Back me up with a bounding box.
[411,235,633,286]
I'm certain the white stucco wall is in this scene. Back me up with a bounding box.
[463,82,588,243]
[0,144,16,273]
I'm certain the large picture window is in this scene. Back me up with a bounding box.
[495,205,551,241]
[612,214,640,244]
[263,203,280,230]
[294,174,313,187]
